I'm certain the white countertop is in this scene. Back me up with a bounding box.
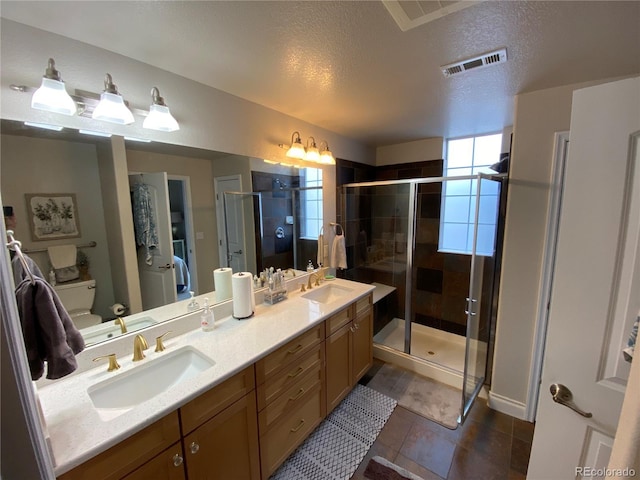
[38,277,374,476]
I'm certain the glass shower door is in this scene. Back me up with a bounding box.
[460,175,501,424]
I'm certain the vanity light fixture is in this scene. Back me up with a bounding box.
[318,140,336,165]
[286,131,306,159]
[143,87,179,132]
[91,74,135,125]
[30,58,77,116]
[79,129,112,138]
[304,136,320,162]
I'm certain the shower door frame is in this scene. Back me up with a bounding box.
[341,172,506,424]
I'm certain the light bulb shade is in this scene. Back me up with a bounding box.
[31,77,76,116]
[92,91,134,125]
[318,151,336,165]
[143,104,180,132]
[286,133,306,159]
[305,146,320,162]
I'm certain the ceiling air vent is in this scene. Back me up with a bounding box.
[441,48,507,78]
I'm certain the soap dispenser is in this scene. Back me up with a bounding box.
[307,260,314,272]
[200,298,215,332]
[187,291,199,311]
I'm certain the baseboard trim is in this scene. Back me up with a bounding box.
[488,390,527,420]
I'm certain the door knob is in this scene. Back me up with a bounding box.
[233,249,243,254]
[549,383,592,418]
[158,263,172,270]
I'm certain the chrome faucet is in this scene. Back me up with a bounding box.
[133,334,148,362]
[307,273,321,289]
[114,317,127,334]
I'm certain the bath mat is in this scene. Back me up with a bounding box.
[367,363,460,429]
[270,384,397,480]
[364,456,426,480]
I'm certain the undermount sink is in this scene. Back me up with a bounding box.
[88,346,214,419]
[301,284,353,304]
[82,316,158,346]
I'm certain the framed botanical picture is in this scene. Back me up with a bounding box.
[25,193,81,241]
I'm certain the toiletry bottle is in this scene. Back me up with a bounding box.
[48,269,56,286]
[187,291,199,311]
[201,298,215,331]
[307,260,314,272]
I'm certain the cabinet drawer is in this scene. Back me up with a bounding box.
[58,412,181,480]
[257,343,324,411]
[260,383,324,478]
[258,358,323,431]
[121,442,185,480]
[325,306,352,336]
[256,324,324,384]
[355,294,372,317]
[180,365,255,435]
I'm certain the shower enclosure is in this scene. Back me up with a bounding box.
[339,173,504,423]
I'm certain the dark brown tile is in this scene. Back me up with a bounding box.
[393,453,444,479]
[513,418,535,443]
[508,469,527,480]
[399,420,456,478]
[510,437,532,475]
[448,446,510,480]
[456,419,512,466]
[465,399,514,436]
[375,407,415,451]
[416,268,443,293]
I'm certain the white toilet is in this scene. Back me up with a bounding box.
[53,279,102,329]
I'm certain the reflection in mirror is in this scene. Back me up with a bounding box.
[1,119,324,347]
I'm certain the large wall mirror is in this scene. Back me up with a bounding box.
[1,119,323,346]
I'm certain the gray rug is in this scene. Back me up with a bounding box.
[270,384,397,480]
[367,363,460,429]
[364,456,426,480]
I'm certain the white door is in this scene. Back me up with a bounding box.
[528,77,640,478]
[214,175,246,272]
[129,172,177,310]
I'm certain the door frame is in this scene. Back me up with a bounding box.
[214,174,243,268]
[167,174,198,294]
[525,131,570,422]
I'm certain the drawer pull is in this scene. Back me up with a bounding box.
[287,343,303,355]
[172,453,184,467]
[189,441,200,454]
[289,388,305,401]
[288,366,304,378]
[290,419,305,433]
[350,325,356,333]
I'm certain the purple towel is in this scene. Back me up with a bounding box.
[15,277,85,380]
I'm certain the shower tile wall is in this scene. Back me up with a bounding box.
[252,171,299,271]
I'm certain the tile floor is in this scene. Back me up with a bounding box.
[352,363,535,480]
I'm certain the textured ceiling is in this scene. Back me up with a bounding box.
[1,1,639,147]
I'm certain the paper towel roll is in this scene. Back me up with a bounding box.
[214,267,233,302]
[232,272,254,319]
[111,303,127,315]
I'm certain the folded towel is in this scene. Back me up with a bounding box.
[330,233,347,270]
[15,277,85,380]
[317,233,325,267]
[47,244,76,269]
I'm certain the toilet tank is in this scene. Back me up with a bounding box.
[53,279,96,312]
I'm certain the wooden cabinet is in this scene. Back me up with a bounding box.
[325,294,373,414]
[122,443,186,480]
[256,325,326,478]
[58,412,182,480]
[179,365,260,480]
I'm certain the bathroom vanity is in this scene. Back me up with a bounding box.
[39,276,374,479]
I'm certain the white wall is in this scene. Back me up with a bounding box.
[376,137,444,165]
[0,19,374,167]
[489,78,620,418]
[0,134,116,319]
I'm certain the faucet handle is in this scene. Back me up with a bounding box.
[93,353,120,372]
[133,334,149,362]
[299,283,306,292]
[155,331,172,352]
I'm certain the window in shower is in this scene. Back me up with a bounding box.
[300,167,323,239]
[440,133,502,256]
